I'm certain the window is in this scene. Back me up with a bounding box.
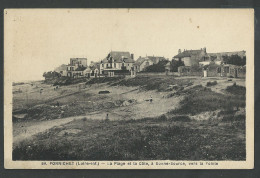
[106,64,108,68]
[114,63,116,68]
[102,64,104,67]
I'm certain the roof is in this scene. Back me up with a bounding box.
[134,56,166,66]
[102,51,134,63]
[89,62,100,70]
[208,51,246,57]
[147,56,166,63]
[134,57,150,66]
[174,49,203,58]
[84,68,92,72]
[70,58,87,60]
[75,66,87,71]
[165,62,171,66]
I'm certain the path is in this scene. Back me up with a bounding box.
[13,115,85,145]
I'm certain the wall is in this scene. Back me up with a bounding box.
[207,65,221,77]
[199,61,211,66]
[228,65,246,78]
[178,66,202,76]
[61,70,67,77]
[125,63,134,71]
[181,57,192,66]
[137,72,176,76]
[100,62,134,71]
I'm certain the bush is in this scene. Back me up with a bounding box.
[170,85,245,115]
[171,60,184,72]
[170,116,191,122]
[223,55,246,66]
[144,60,169,72]
[98,90,110,94]
[206,81,217,87]
[222,114,245,122]
[226,84,246,95]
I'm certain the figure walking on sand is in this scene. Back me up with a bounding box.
[105,113,109,121]
[150,95,153,103]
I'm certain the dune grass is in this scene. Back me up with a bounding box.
[13,113,245,161]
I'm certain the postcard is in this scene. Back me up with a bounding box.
[4,9,254,169]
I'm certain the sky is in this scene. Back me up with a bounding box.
[4,9,254,82]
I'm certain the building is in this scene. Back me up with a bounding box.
[83,61,100,78]
[69,58,88,67]
[173,48,208,67]
[66,58,88,78]
[178,63,246,78]
[134,55,166,72]
[100,51,135,75]
[173,48,246,68]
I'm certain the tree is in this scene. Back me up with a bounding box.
[144,60,169,72]
[222,55,246,66]
[170,59,184,72]
[43,71,61,79]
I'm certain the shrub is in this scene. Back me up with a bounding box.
[206,81,217,87]
[170,85,245,115]
[226,84,246,95]
[170,115,191,122]
[144,60,169,72]
[171,59,184,72]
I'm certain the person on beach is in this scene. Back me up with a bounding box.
[105,113,109,121]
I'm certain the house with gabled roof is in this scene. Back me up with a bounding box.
[134,55,166,72]
[100,51,135,75]
[83,61,100,78]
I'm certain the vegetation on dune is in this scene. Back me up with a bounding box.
[43,71,61,79]
[206,81,217,87]
[13,115,245,161]
[43,76,88,86]
[86,76,124,85]
[226,83,246,95]
[170,85,245,115]
[13,75,246,161]
[111,76,190,91]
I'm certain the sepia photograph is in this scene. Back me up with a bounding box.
[4,9,254,169]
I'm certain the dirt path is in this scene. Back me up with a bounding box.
[13,115,86,145]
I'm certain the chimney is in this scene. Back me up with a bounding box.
[178,49,182,54]
[203,47,206,53]
[131,53,134,60]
